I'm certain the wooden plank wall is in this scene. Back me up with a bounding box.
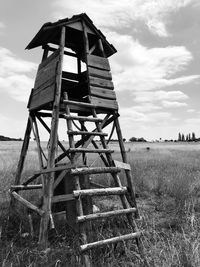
[29,50,60,110]
[87,54,118,110]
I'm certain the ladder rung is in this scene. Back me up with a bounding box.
[80,232,141,252]
[64,99,95,108]
[64,115,103,122]
[67,130,107,136]
[77,208,136,222]
[73,187,127,197]
[68,148,114,153]
[70,167,121,175]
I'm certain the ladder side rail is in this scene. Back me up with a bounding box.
[39,26,66,248]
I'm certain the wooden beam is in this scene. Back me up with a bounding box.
[114,160,131,171]
[11,191,44,216]
[52,194,74,203]
[39,26,66,248]
[73,187,127,197]
[11,184,42,191]
[77,207,136,222]
[81,232,141,252]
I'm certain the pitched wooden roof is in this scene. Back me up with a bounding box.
[26,13,117,58]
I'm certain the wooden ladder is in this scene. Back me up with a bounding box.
[63,95,147,266]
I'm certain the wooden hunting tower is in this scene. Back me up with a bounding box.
[10,14,145,266]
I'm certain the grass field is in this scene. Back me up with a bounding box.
[1,141,200,266]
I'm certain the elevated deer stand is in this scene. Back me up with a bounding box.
[10,14,147,266]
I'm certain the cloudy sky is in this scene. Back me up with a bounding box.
[0,0,200,141]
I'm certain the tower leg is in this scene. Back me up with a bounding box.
[114,116,139,217]
[14,115,32,186]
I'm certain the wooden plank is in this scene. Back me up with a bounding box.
[38,49,59,70]
[114,117,139,218]
[11,191,44,216]
[34,59,57,89]
[87,54,110,71]
[89,76,114,89]
[81,232,141,252]
[68,148,114,153]
[52,194,74,203]
[73,187,127,197]
[29,83,55,110]
[70,166,121,175]
[62,71,78,81]
[90,96,118,110]
[67,130,107,136]
[77,208,136,222]
[35,165,71,174]
[90,86,116,100]
[114,160,131,171]
[88,67,112,80]
[64,114,103,122]
[39,26,65,248]
[11,184,43,191]
[63,99,95,108]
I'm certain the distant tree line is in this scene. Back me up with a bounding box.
[0,135,22,141]
[178,132,197,142]
[129,137,147,142]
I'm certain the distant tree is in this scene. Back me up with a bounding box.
[192,132,196,141]
[178,132,182,141]
[123,138,126,142]
[129,137,137,142]
[186,135,188,142]
[137,137,147,142]
[181,134,185,142]
[188,133,191,141]
[129,137,147,142]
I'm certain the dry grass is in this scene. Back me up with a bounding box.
[1,141,200,266]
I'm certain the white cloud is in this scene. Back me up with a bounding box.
[161,100,188,108]
[0,22,5,29]
[187,109,195,113]
[134,90,188,103]
[52,0,199,36]
[109,33,200,93]
[120,107,171,123]
[0,47,36,102]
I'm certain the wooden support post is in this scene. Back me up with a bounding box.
[14,115,32,186]
[39,26,66,248]
[114,116,139,217]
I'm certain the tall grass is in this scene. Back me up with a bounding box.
[1,142,200,266]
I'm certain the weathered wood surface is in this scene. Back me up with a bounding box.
[73,187,127,197]
[64,114,103,122]
[68,148,114,153]
[87,54,110,71]
[63,99,95,108]
[62,71,79,81]
[90,86,116,100]
[70,166,121,175]
[38,49,59,71]
[90,96,118,110]
[29,50,60,110]
[52,194,74,203]
[11,184,43,190]
[114,160,131,170]
[11,191,44,216]
[89,76,114,89]
[39,26,66,247]
[88,67,112,80]
[67,130,107,136]
[77,207,136,222]
[81,232,141,252]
